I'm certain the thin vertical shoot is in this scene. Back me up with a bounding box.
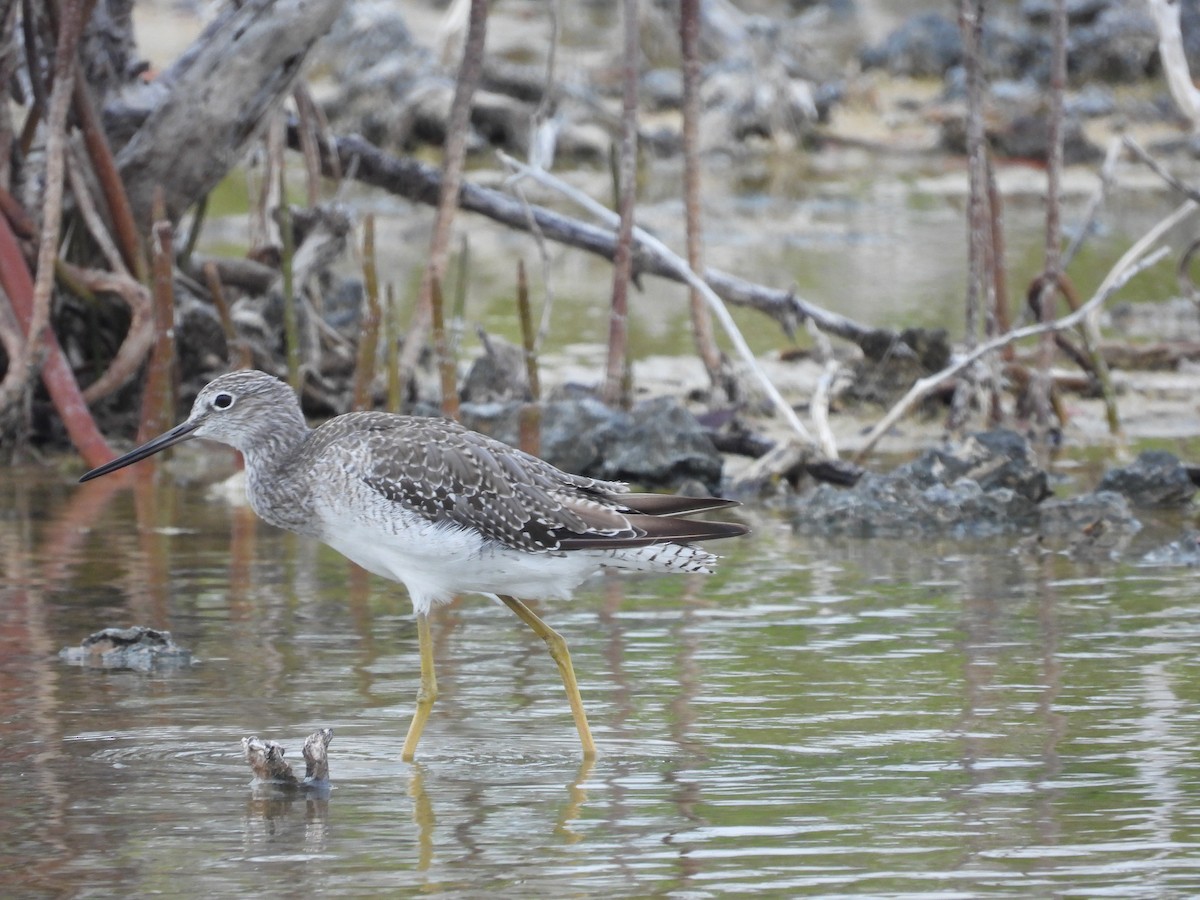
[278,168,301,392]
[516,259,541,456]
[680,0,724,392]
[353,214,382,410]
[430,276,459,420]
[138,193,177,445]
[602,0,639,409]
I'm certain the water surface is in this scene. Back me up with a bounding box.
[4,460,1200,897]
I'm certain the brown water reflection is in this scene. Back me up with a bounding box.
[4,461,1200,896]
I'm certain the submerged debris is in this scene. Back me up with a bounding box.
[59,626,193,672]
[243,728,334,790]
[1097,450,1197,508]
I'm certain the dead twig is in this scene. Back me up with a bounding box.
[853,201,1195,462]
[498,150,815,444]
[805,319,839,459]
[352,214,382,410]
[680,0,724,393]
[516,259,541,456]
[1030,0,1067,430]
[202,262,251,369]
[430,276,459,420]
[602,0,639,408]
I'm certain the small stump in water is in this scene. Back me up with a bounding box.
[243,728,333,790]
[59,626,193,672]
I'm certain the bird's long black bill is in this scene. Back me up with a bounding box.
[78,419,201,482]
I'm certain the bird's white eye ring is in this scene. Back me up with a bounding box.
[213,392,235,410]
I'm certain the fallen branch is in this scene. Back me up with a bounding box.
[498,150,815,444]
[853,200,1196,462]
[286,125,905,355]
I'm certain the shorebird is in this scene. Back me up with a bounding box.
[80,370,748,759]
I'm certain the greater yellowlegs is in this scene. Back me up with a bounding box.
[80,370,748,759]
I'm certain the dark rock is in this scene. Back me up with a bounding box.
[642,68,683,110]
[901,327,952,371]
[460,395,723,490]
[1139,532,1200,567]
[1002,110,1101,164]
[861,11,962,77]
[1068,6,1157,83]
[980,19,1044,81]
[897,429,1051,503]
[1097,451,1197,508]
[938,92,1101,164]
[462,397,616,475]
[1022,0,1111,26]
[175,288,228,388]
[460,335,530,404]
[595,395,724,489]
[59,626,193,672]
[805,457,863,487]
[1037,490,1140,535]
[844,327,949,407]
[1066,83,1117,118]
[792,429,1048,537]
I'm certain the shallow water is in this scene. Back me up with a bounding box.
[4,459,1200,897]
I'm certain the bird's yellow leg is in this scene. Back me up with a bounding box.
[500,595,597,758]
[402,611,438,762]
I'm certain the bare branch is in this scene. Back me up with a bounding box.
[499,150,815,444]
[853,201,1196,461]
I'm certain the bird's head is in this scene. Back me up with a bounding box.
[79,370,304,482]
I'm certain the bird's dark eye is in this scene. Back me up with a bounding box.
[213,392,235,410]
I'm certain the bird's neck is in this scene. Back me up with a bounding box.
[241,420,319,535]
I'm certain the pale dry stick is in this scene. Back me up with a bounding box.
[1148,0,1200,128]
[1062,136,1122,269]
[1123,135,1200,203]
[853,201,1195,462]
[292,84,324,206]
[498,150,815,444]
[805,318,840,459]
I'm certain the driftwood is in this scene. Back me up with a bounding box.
[113,0,343,229]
